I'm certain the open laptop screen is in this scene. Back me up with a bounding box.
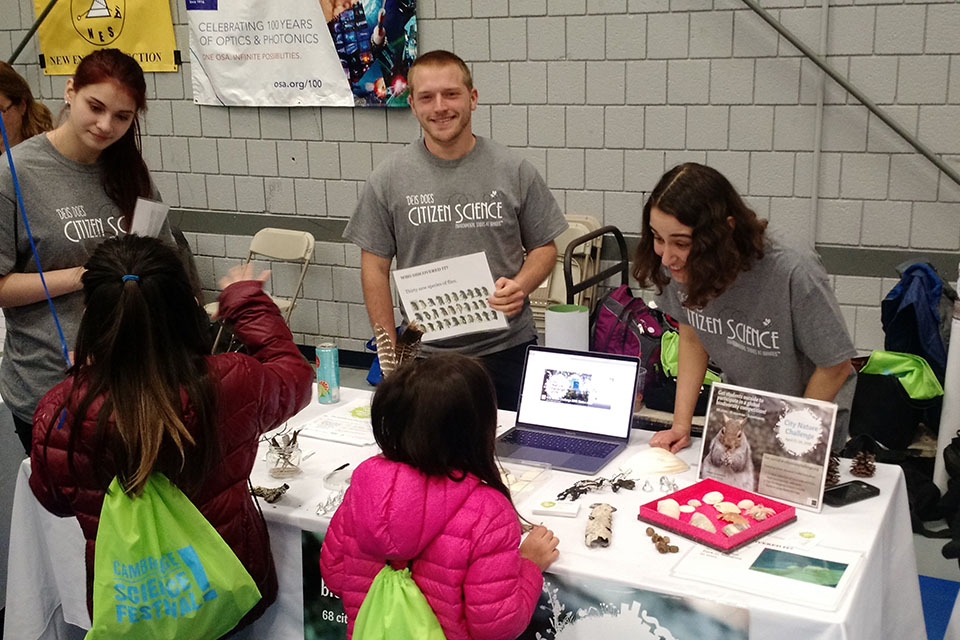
[515,347,639,439]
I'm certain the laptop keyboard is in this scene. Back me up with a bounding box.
[502,430,618,459]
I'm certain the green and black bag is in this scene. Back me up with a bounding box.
[87,473,261,639]
[353,561,446,640]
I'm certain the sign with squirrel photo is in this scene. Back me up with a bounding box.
[697,383,837,512]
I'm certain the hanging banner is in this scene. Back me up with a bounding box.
[33,0,178,74]
[187,0,417,107]
[302,531,750,640]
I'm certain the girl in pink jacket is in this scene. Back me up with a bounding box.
[319,353,560,640]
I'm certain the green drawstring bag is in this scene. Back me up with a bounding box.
[860,350,944,400]
[87,473,261,640]
[353,563,446,640]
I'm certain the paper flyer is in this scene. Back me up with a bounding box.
[698,383,837,511]
[129,198,170,238]
[297,398,375,446]
[672,539,861,611]
[392,252,508,342]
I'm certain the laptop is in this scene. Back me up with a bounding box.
[496,346,640,475]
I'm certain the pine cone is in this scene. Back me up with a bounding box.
[850,451,876,478]
[825,454,841,487]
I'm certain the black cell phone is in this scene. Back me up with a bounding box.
[823,480,880,507]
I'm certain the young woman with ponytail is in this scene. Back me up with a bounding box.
[0,49,168,452]
[29,234,314,633]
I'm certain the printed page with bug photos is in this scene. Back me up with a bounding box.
[697,382,837,512]
[392,252,509,343]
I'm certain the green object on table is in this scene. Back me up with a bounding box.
[88,473,260,639]
[353,564,445,640]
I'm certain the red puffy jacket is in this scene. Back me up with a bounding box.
[29,280,314,631]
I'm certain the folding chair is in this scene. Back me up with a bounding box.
[206,228,315,353]
[563,225,629,305]
[529,214,603,333]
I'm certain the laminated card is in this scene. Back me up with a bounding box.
[393,252,508,342]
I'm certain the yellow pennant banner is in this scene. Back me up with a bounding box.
[33,0,178,74]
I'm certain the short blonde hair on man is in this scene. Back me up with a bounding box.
[407,50,473,93]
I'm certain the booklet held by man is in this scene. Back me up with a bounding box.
[697,383,837,512]
[392,252,508,342]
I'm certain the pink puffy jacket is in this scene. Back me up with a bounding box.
[319,455,543,640]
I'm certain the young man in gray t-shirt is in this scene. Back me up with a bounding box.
[343,50,567,409]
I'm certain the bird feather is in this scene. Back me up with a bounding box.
[373,323,397,377]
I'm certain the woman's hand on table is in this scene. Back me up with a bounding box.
[520,524,560,572]
[649,427,691,453]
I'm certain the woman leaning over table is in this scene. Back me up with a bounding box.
[0,61,53,149]
[633,163,856,454]
[0,48,173,453]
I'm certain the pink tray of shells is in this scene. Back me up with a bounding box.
[637,478,797,553]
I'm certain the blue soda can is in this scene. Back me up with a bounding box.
[315,342,340,404]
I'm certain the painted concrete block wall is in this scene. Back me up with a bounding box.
[2,0,959,353]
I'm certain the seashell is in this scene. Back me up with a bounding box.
[624,447,690,475]
[722,522,749,537]
[747,504,776,521]
[657,498,680,518]
[737,499,755,510]
[679,505,696,514]
[703,491,724,505]
[689,512,716,533]
[714,501,740,514]
[687,498,702,507]
[718,512,749,526]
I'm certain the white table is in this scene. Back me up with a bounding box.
[4,387,927,639]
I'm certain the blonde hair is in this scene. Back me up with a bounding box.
[0,62,53,141]
[408,50,473,93]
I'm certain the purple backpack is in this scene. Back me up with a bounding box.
[590,285,672,388]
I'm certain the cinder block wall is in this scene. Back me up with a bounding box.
[2,0,959,354]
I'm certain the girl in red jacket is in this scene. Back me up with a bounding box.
[320,354,560,640]
[30,234,314,635]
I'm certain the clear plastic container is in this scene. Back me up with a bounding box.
[266,443,302,478]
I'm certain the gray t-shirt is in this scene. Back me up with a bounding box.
[344,136,568,356]
[0,134,167,422]
[655,232,857,447]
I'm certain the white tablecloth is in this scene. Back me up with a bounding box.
[4,387,927,639]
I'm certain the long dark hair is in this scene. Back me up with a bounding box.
[371,354,511,502]
[48,235,217,496]
[71,49,151,227]
[0,61,53,140]
[632,163,768,309]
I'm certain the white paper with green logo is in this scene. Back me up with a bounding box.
[298,397,375,446]
[88,473,260,639]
